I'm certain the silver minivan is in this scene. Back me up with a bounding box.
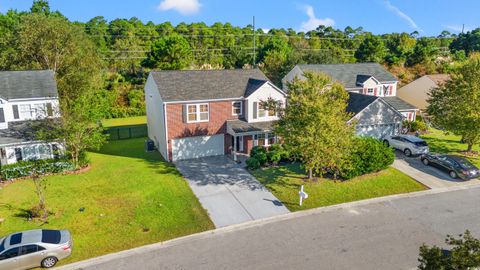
[0,229,72,269]
[383,134,429,156]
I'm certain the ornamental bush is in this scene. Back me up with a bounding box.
[341,137,395,179]
[1,158,75,180]
[255,152,268,166]
[246,157,260,170]
[267,150,282,165]
[250,146,267,157]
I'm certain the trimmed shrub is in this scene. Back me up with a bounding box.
[255,152,268,166]
[250,146,267,157]
[1,159,75,180]
[246,157,260,170]
[403,120,427,133]
[267,150,282,165]
[341,137,395,179]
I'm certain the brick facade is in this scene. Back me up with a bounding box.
[166,100,243,159]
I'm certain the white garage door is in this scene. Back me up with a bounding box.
[357,124,398,139]
[172,134,224,161]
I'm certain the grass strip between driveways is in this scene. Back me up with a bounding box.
[0,138,214,265]
[101,116,147,127]
[251,163,427,212]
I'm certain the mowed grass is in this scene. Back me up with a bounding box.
[0,138,213,265]
[251,163,426,211]
[102,116,146,127]
[421,128,480,167]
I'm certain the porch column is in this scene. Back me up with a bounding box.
[233,135,237,161]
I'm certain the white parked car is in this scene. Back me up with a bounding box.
[383,135,429,157]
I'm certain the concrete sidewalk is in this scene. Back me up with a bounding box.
[175,156,289,228]
[57,184,480,270]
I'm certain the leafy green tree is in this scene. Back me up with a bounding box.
[418,230,480,270]
[275,72,355,179]
[384,33,416,65]
[354,34,386,63]
[143,34,192,69]
[30,0,50,15]
[427,55,480,152]
[450,28,480,55]
[259,36,292,85]
[407,37,439,66]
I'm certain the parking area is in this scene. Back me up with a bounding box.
[175,155,290,228]
[392,151,480,189]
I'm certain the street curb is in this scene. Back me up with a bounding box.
[55,183,480,270]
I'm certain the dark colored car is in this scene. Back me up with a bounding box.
[421,153,480,180]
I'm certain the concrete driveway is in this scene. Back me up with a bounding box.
[393,151,480,189]
[175,156,289,228]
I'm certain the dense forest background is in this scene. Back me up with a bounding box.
[0,0,478,119]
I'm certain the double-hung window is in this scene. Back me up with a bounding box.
[20,104,33,119]
[187,103,209,123]
[232,101,242,116]
[367,88,374,95]
[258,103,267,118]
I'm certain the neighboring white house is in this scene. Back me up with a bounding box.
[0,70,63,165]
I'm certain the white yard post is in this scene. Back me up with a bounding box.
[299,185,308,206]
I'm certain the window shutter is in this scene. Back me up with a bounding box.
[253,102,258,119]
[46,103,53,117]
[12,105,19,119]
[182,104,187,123]
[0,108,5,123]
[389,85,393,96]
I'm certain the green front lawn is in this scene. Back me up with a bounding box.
[251,163,426,211]
[101,116,147,127]
[421,128,480,167]
[0,138,213,265]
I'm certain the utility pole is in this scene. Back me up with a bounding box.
[462,24,465,34]
[253,16,256,67]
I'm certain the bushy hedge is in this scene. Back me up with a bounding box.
[341,137,395,179]
[246,157,260,170]
[246,144,291,170]
[403,120,427,133]
[1,159,75,180]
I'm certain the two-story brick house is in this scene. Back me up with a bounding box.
[282,63,418,121]
[145,69,287,162]
[0,70,63,165]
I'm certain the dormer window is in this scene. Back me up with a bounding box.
[232,101,242,116]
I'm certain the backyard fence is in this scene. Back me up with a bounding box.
[105,124,148,140]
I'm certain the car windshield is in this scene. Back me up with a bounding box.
[414,141,428,147]
[42,230,61,244]
[0,238,5,253]
[455,158,475,169]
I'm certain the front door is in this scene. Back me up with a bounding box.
[232,136,244,152]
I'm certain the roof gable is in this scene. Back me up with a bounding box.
[346,92,379,115]
[0,70,58,100]
[150,68,270,102]
[295,63,397,88]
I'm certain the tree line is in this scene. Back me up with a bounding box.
[1,0,480,119]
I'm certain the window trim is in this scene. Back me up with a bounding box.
[367,88,374,94]
[258,103,267,118]
[232,101,242,116]
[186,103,209,123]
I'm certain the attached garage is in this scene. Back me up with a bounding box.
[356,124,399,139]
[171,134,224,161]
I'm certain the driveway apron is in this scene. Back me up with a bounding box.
[175,156,290,228]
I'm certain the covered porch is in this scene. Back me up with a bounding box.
[226,119,278,161]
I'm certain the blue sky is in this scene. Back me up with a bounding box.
[0,0,478,36]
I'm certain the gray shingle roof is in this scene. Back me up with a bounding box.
[227,119,275,134]
[0,70,58,100]
[297,63,397,88]
[346,92,379,115]
[150,69,270,102]
[382,96,418,111]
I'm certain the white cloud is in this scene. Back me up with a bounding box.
[299,5,335,32]
[444,24,470,33]
[157,0,201,15]
[383,1,422,32]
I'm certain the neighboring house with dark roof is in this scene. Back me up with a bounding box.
[347,93,404,138]
[283,63,418,122]
[0,70,62,165]
[145,69,287,161]
[397,74,451,112]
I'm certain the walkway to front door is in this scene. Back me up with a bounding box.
[175,156,290,228]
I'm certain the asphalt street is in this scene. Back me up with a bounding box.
[58,185,480,270]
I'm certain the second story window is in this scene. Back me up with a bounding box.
[187,103,209,123]
[258,103,267,118]
[367,88,374,95]
[20,104,33,119]
[232,101,242,116]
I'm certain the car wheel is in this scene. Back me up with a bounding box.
[383,140,390,147]
[41,257,58,268]
[404,148,412,157]
[422,158,429,166]
[449,171,458,179]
